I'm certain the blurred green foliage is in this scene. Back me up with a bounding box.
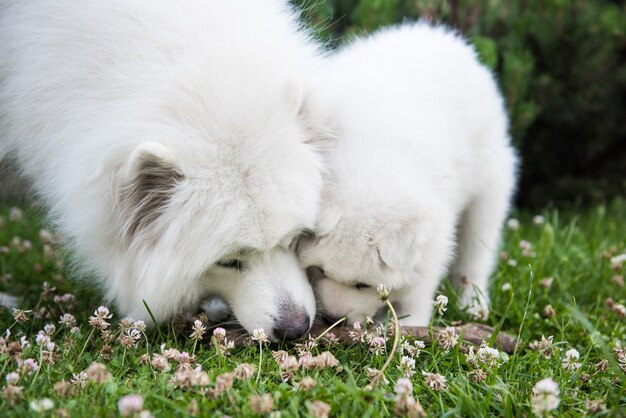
[292,0,626,207]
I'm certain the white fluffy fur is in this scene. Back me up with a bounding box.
[298,23,518,326]
[0,0,333,339]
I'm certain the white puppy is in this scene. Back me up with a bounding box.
[0,0,334,340]
[298,23,517,326]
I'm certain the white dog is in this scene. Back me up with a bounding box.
[0,0,334,340]
[298,23,517,326]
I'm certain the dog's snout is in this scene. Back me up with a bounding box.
[273,311,311,341]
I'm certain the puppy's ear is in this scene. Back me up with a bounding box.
[374,220,430,272]
[119,142,184,239]
[287,76,339,153]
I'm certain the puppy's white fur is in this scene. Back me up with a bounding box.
[0,0,333,339]
[298,23,517,326]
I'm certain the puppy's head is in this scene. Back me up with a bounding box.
[108,75,334,340]
[298,198,452,326]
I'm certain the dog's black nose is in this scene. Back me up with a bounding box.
[273,312,311,341]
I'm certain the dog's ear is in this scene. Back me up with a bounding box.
[119,142,184,239]
[374,219,430,271]
[286,76,339,153]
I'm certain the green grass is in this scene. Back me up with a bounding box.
[1,200,625,417]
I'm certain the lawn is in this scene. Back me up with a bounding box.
[0,200,625,417]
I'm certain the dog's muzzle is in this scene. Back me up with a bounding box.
[273,300,311,341]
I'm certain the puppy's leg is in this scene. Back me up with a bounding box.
[396,278,442,327]
[451,151,516,310]
[0,292,19,309]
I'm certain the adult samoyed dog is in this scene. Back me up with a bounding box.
[0,0,334,340]
[298,23,517,326]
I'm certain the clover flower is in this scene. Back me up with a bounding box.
[537,335,556,359]
[309,400,331,418]
[89,306,113,330]
[189,320,206,341]
[150,354,171,372]
[561,348,581,371]
[118,394,144,417]
[422,371,447,391]
[531,377,560,415]
[377,284,389,300]
[248,394,274,414]
[436,327,459,352]
[467,304,489,321]
[506,218,520,230]
[368,336,386,355]
[397,356,416,377]
[433,295,448,315]
[30,398,54,413]
[12,309,31,324]
[53,380,74,397]
[297,376,317,391]
[59,313,77,328]
[213,327,226,341]
[252,328,269,344]
[5,372,19,385]
[85,362,112,383]
[400,339,425,358]
[233,363,255,380]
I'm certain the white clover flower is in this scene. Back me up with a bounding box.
[533,215,546,226]
[30,398,54,412]
[252,328,269,343]
[506,218,520,230]
[9,207,23,222]
[531,377,560,415]
[394,377,413,395]
[59,313,77,327]
[118,394,144,417]
[613,303,626,318]
[562,348,581,372]
[6,371,19,385]
[189,320,206,341]
[44,323,56,335]
[368,336,386,355]
[93,306,112,319]
[433,295,448,315]
[507,259,518,267]
[501,282,512,292]
[610,253,626,267]
[132,320,146,332]
[376,284,389,300]
[400,339,425,358]
[422,371,447,391]
[467,304,489,321]
[21,358,39,375]
[19,336,30,349]
[213,327,226,341]
[477,344,500,369]
[233,363,255,380]
[71,371,89,388]
[519,240,532,251]
[35,331,51,347]
[436,327,459,352]
[397,356,416,377]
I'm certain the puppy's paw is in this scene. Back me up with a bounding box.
[459,286,490,321]
[0,292,19,309]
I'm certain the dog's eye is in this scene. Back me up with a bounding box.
[216,259,244,270]
[354,283,371,290]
